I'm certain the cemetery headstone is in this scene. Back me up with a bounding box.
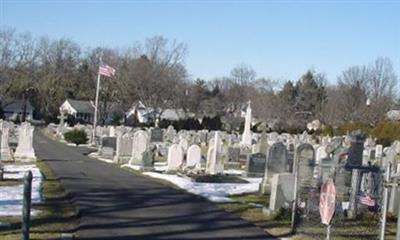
[179,138,189,152]
[167,144,183,171]
[269,173,295,212]
[142,148,155,171]
[100,137,116,159]
[150,127,163,142]
[114,133,133,163]
[295,143,316,189]
[241,101,252,146]
[130,130,149,165]
[186,144,201,169]
[346,131,366,168]
[206,131,223,175]
[14,123,36,161]
[0,121,12,161]
[247,153,267,177]
[260,142,288,194]
[227,147,240,162]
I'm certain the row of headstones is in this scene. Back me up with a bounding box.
[97,125,344,176]
[0,121,36,162]
[268,134,400,217]
[98,128,223,174]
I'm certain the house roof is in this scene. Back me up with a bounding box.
[160,109,186,121]
[3,100,34,112]
[65,99,95,114]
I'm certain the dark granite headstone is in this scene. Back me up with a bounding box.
[228,147,240,162]
[247,153,267,177]
[102,137,116,150]
[296,143,315,189]
[142,149,154,171]
[347,131,366,168]
[150,128,163,142]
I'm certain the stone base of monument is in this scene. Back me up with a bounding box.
[113,156,130,165]
[0,150,12,161]
[259,182,271,195]
[224,162,241,170]
[245,172,265,178]
[14,150,36,162]
[142,166,155,172]
[188,174,249,183]
[262,207,274,216]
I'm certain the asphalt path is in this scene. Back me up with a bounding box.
[33,131,274,240]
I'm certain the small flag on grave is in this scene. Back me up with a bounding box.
[357,192,375,207]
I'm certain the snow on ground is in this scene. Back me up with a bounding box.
[154,162,168,172]
[223,169,245,176]
[122,162,169,172]
[0,164,43,216]
[88,152,114,163]
[121,164,142,171]
[143,172,262,203]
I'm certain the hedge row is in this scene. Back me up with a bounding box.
[321,121,400,147]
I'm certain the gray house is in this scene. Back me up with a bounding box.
[3,100,34,121]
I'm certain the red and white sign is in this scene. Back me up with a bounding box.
[319,178,336,225]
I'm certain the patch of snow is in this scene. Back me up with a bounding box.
[143,172,262,203]
[88,152,98,158]
[121,164,142,171]
[97,158,114,163]
[0,164,43,216]
[154,162,168,172]
[223,169,244,176]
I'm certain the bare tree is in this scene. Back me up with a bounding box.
[122,36,188,121]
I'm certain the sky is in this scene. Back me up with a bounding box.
[1,0,399,83]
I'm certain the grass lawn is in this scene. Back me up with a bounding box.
[0,160,78,240]
[217,193,398,240]
[217,194,293,238]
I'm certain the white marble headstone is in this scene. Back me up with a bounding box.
[186,144,201,169]
[167,144,183,171]
[14,122,36,161]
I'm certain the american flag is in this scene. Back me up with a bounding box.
[357,192,375,207]
[99,64,116,77]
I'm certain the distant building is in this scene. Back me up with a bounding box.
[387,110,400,121]
[125,101,187,125]
[3,100,34,121]
[125,101,155,124]
[60,99,95,124]
[60,99,124,125]
[160,108,187,121]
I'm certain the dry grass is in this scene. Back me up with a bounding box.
[0,160,78,239]
[217,193,398,240]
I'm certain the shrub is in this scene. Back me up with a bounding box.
[371,121,400,147]
[64,129,88,146]
[336,122,372,136]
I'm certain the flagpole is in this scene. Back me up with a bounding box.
[92,53,103,145]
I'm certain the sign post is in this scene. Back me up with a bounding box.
[320,178,336,240]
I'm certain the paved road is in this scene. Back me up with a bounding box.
[33,131,273,240]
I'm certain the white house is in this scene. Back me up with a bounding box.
[59,99,95,123]
[125,101,187,124]
[125,101,155,124]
